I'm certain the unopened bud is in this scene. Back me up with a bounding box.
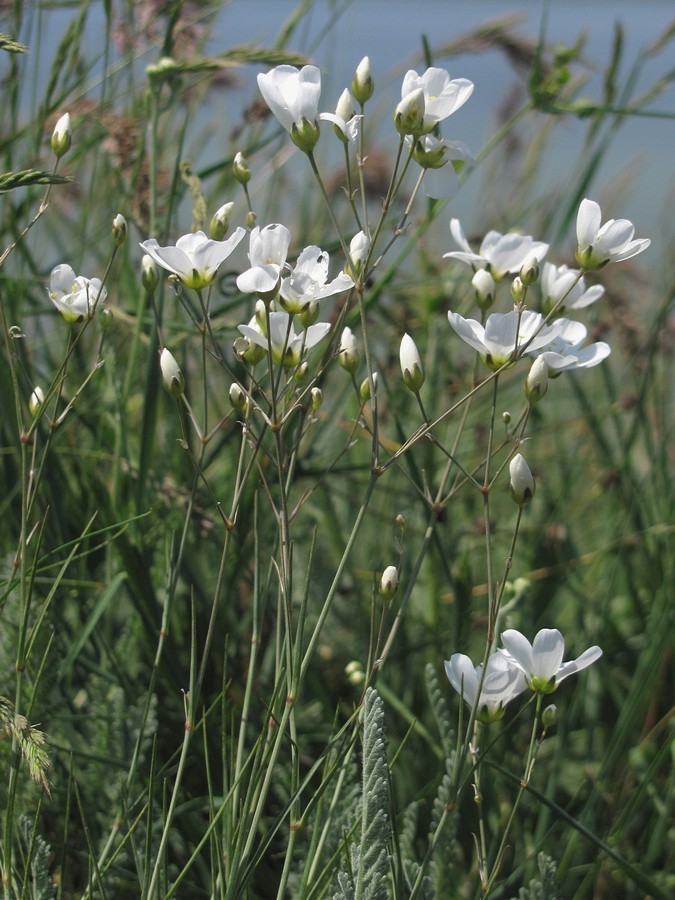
[510,276,526,303]
[519,256,539,286]
[29,386,45,417]
[335,88,355,142]
[359,371,377,402]
[542,704,558,728]
[160,348,185,397]
[246,210,257,229]
[400,333,424,393]
[294,360,309,382]
[502,411,511,425]
[347,230,370,278]
[525,356,548,403]
[298,300,319,328]
[233,151,251,185]
[379,565,399,600]
[352,56,374,105]
[100,307,114,330]
[229,382,249,414]
[472,269,495,310]
[311,387,323,410]
[112,214,127,247]
[141,254,160,293]
[338,326,359,374]
[509,453,535,507]
[51,113,71,158]
[345,660,365,686]
[210,202,234,240]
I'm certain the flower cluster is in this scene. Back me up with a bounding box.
[445,628,602,722]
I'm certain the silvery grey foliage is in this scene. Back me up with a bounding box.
[334,687,391,900]
[513,853,562,900]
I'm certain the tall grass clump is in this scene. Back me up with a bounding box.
[0,1,672,897]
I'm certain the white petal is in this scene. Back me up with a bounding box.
[500,629,535,676]
[531,628,565,680]
[556,645,603,684]
[577,198,601,248]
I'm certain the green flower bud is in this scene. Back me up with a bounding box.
[290,116,320,153]
[233,151,251,185]
[509,453,535,507]
[394,88,425,136]
[400,333,424,393]
[359,371,377,402]
[510,276,526,303]
[352,56,374,105]
[51,113,71,159]
[472,269,495,310]
[112,213,127,247]
[542,704,558,728]
[141,254,160,293]
[525,357,548,403]
[311,387,323,410]
[160,348,184,397]
[338,326,359,374]
[519,255,540,286]
[379,565,399,600]
[29,386,45,417]
[210,202,234,240]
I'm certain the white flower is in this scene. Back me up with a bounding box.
[399,333,424,392]
[499,628,602,694]
[399,67,473,135]
[541,262,604,314]
[48,264,107,322]
[447,309,561,370]
[575,198,650,270]
[509,453,535,506]
[257,64,353,150]
[140,229,246,290]
[237,310,330,366]
[444,219,549,280]
[444,652,526,723]
[279,246,354,314]
[236,224,292,298]
[533,318,611,371]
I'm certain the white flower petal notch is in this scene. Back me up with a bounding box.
[48,264,107,322]
[575,198,650,270]
[444,652,526,723]
[499,628,602,694]
[140,228,246,290]
[444,219,549,281]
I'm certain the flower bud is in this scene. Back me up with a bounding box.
[233,151,251,185]
[294,360,309,381]
[525,356,548,403]
[510,276,526,303]
[210,202,234,240]
[298,300,319,328]
[338,326,359,374]
[345,660,365,686]
[245,210,257,229]
[519,255,539,286]
[509,453,535,507]
[542,704,558,728]
[394,88,425,136]
[141,254,160,293]
[379,565,399,600]
[229,382,249,415]
[502,411,511,425]
[334,88,355,142]
[100,307,114,330]
[112,213,127,247]
[472,269,495,310]
[311,387,323,410]
[399,333,424,393]
[352,56,374,105]
[359,371,378,402]
[290,116,320,153]
[395,514,406,529]
[51,113,71,159]
[29,386,45,417]
[347,230,370,277]
[160,348,184,397]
